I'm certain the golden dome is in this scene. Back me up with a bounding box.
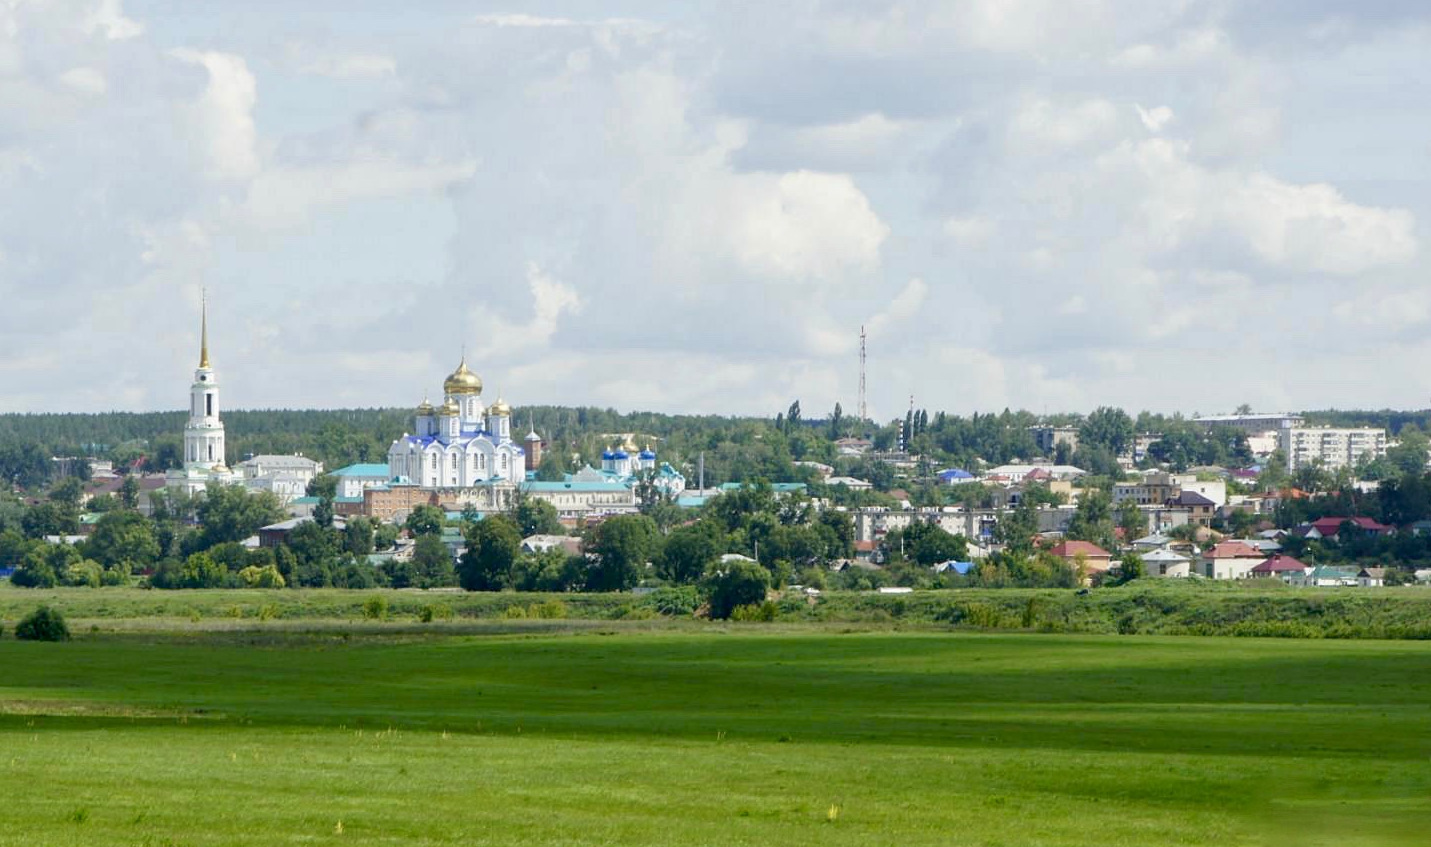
[437,397,460,417]
[443,356,483,396]
[416,396,434,415]
[489,395,511,417]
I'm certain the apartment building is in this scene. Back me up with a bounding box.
[1279,426,1387,472]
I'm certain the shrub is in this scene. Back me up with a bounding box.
[730,601,778,622]
[501,604,528,619]
[361,595,389,621]
[16,606,70,642]
[417,604,454,623]
[644,586,700,617]
[257,604,279,622]
[528,599,567,620]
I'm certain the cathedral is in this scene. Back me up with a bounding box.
[385,356,528,490]
[166,298,243,496]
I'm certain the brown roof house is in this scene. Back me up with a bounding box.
[1200,541,1265,580]
[1048,540,1112,579]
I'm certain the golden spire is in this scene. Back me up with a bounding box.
[199,289,211,368]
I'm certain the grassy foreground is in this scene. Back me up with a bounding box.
[3,627,1431,846]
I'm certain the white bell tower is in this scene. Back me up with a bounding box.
[183,294,227,470]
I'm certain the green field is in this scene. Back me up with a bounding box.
[4,622,1431,846]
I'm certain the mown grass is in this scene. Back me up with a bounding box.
[2,627,1430,845]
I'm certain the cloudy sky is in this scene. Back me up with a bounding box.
[2,1,1429,420]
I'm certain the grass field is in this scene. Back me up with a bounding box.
[3,625,1431,846]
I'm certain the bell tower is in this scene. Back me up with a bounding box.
[183,293,226,469]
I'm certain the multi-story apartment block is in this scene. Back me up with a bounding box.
[1279,426,1387,472]
[1192,413,1304,434]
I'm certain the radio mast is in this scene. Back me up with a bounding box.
[858,325,867,424]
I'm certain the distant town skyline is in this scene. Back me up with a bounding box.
[2,1,1429,418]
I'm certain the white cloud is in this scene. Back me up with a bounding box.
[170,49,260,181]
[866,277,929,340]
[470,262,583,357]
[59,66,106,95]
[723,170,888,281]
[1009,97,1121,151]
[242,156,477,229]
[299,53,397,79]
[83,0,143,41]
[1135,104,1173,133]
[943,216,996,248]
[1110,137,1417,275]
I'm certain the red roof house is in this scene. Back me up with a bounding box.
[1250,554,1309,578]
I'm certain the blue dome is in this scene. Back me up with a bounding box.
[601,451,616,460]
[639,450,656,459]
[613,450,630,459]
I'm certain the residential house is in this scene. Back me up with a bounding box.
[1304,516,1393,541]
[1249,554,1309,581]
[1048,540,1112,574]
[1166,490,1217,527]
[825,476,873,491]
[1200,541,1265,580]
[1357,567,1386,588]
[1293,565,1361,587]
[1142,548,1192,578]
[332,463,394,499]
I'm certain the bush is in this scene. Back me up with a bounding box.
[361,595,389,621]
[528,599,568,620]
[730,601,778,622]
[501,604,528,619]
[16,606,70,642]
[417,604,455,623]
[645,586,700,616]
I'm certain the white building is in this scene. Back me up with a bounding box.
[386,356,527,489]
[167,300,243,496]
[239,454,323,504]
[1279,426,1387,472]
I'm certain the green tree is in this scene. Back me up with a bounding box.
[702,558,770,619]
[657,521,724,584]
[1115,498,1147,540]
[890,522,969,567]
[1111,551,1145,585]
[119,475,140,510]
[343,516,375,556]
[193,484,284,549]
[84,511,160,570]
[1386,427,1430,479]
[374,522,399,551]
[411,534,457,588]
[458,515,522,591]
[1079,407,1135,457]
[1066,489,1116,551]
[512,495,564,537]
[994,498,1039,555]
[405,504,445,537]
[585,514,660,591]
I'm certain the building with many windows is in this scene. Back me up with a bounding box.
[1279,426,1387,472]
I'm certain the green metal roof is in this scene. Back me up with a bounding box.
[332,463,391,477]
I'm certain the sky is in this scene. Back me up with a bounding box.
[2,1,1430,421]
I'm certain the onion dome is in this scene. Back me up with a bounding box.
[437,397,460,417]
[489,395,512,417]
[443,356,483,396]
[416,396,434,416]
[639,449,657,459]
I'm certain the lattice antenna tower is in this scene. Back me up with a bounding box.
[858,325,867,423]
